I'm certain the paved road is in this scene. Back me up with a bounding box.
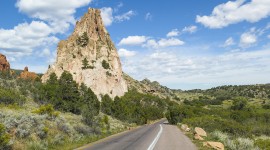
[76,119,197,150]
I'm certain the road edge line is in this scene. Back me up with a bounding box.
[147,124,163,150]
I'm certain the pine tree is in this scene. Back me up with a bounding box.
[82,58,89,69]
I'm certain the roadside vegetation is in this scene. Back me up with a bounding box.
[0,71,169,149]
[166,85,270,149]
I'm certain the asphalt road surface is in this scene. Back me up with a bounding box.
[76,119,197,150]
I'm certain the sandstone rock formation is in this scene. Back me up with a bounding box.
[194,134,204,141]
[195,127,207,137]
[0,53,10,71]
[203,141,224,150]
[19,67,39,80]
[181,124,190,132]
[42,8,127,99]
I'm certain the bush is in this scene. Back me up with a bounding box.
[74,125,93,135]
[255,139,270,150]
[32,104,59,118]
[37,125,49,139]
[262,104,270,109]
[56,119,73,135]
[76,32,89,47]
[102,60,110,69]
[16,123,32,138]
[0,87,26,105]
[27,141,47,150]
[231,97,248,110]
[0,123,10,150]
[166,105,182,124]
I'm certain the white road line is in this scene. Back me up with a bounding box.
[147,124,163,150]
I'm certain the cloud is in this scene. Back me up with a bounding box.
[240,32,257,48]
[118,48,136,57]
[223,37,235,47]
[122,48,270,90]
[115,10,135,22]
[145,12,152,21]
[16,0,92,33]
[268,35,270,39]
[118,36,148,46]
[100,7,114,26]
[114,2,123,12]
[39,48,51,57]
[0,21,58,57]
[182,25,197,33]
[101,6,135,26]
[167,29,180,37]
[144,38,184,49]
[196,0,270,28]
[158,38,184,47]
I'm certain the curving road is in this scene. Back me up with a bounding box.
[76,119,197,150]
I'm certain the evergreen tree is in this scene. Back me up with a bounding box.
[81,84,100,126]
[82,58,89,69]
[57,71,80,114]
[101,94,113,115]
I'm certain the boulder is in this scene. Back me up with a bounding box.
[0,53,10,71]
[195,127,207,137]
[194,134,204,141]
[203,141,224,150]
[181,124,190,132]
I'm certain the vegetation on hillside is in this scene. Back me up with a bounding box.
[166,86,270,149]
[0,71,169,149]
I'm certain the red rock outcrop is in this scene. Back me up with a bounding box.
[19,66,39,80]
[0,53,10,71]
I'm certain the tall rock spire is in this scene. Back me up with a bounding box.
[42,8,128,99]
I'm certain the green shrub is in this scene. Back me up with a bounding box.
[263,104,270,109]
[255,139,270,150]
[76,32,89,47]
[0,87,26,105]
[231,97,248,110]
[0,123,10,150]
[32,104,59,118]
[102,60,110,69]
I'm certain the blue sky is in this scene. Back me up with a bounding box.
[0,0,270,90]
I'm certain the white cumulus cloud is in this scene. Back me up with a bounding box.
[240,32,257,48]
[0,21,58,56]
[100,7,114,26]
[182,25,197,33]
[167,29,180,37]
[118,36,148,46]
[16,0,92,33]
[101,7,135,26]
[118,48,136,57]
[144,38,184,49]
[196,0,270,28]
[115,10,135,22]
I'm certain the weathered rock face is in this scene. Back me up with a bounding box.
[19,67,39,80]
[0,53,10,71]
[42,8,128,99]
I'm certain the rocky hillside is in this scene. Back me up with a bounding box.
[123,73,181,100]
[42,8,127,99]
